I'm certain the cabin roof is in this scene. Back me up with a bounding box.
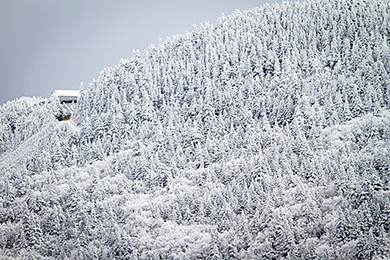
[53,90,79,102]
[53,90,79,97]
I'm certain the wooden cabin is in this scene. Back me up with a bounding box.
[53,90,79,104]
[52,90,79,121]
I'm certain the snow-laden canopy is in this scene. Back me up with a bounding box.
[1,0,390,259]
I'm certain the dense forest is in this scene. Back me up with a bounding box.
[1,0,390,259]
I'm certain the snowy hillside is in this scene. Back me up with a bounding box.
[1,0,390,259]
[0,96,61,155]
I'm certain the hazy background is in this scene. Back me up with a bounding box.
[0,0,279,105]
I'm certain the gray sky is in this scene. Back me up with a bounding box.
[0,0,279,105]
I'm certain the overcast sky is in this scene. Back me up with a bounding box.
[0,0,280,105]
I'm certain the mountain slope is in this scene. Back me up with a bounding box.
[1,0,390,259]
[0,96,59,155]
